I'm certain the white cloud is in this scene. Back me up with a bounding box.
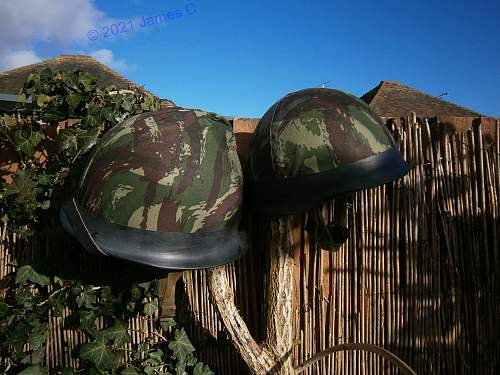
[0,0,130,71]
[90,49,132,72]
[1,49,42,71]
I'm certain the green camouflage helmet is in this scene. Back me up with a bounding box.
[246,88,409,215]
[60,108,247,269]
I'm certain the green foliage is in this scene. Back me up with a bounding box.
[0,264,212,374]
[0,67,161,231]
[0,69,212,374]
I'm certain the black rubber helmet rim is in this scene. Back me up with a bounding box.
[245,146,409,216]
[60,198,248,270]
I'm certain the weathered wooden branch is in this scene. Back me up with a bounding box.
[207,264,276,374]
[207,217,296,374]
[207,216,418,375]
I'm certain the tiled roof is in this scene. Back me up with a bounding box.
[0,55,140,94]
[361,80,482,118]
[0,54,176,107]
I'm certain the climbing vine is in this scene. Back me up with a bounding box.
[0,69,212,374]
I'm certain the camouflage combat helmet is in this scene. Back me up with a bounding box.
[60,108,247,269]
[246,88,409,249]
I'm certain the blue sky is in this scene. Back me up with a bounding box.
[1,0,499,118]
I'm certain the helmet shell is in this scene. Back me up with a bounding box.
[61,108,247,269]
[246,88,409,215]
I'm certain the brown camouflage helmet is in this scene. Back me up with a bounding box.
[246,88,409,216]
[60,108,247,269]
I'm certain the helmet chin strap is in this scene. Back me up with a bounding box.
[306,194,352,252]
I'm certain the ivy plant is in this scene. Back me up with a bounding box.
[0,67,160,233]
[0,261,213,374]
[0,69,212,374]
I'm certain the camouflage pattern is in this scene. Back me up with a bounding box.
[77,108,243,234]
[248,88,394,181]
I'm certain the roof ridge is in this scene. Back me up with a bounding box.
[0,54,96,74]
[368,80,482,117]
[0,54,138,89]
[79,55,138,89]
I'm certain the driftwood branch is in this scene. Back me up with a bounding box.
[207,217,296,374]
[263,217,296,374]
[207,216,418,375]
[207,265,276,374]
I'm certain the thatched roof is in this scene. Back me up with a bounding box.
[0,55,175,107]
[361,80,482,118]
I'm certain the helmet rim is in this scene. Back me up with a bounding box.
[60,197,248,270]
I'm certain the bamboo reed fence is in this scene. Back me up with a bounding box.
[0,115,499,374]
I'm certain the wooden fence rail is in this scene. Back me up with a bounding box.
[0,116,499,374]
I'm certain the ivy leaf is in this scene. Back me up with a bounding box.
[78,71,97,92]
[143,300,158,316]
[80,340,116,370]
[41,109,65,124]
[78,310,96,332]
[28,330,47,350]
[126,301,136,313]
[57,128,99,156]
[1,113,18,127]
[21,354,32,365]
[15,131,32,156]
[36,94,53,108]
[15,265,50,286]
[62,72,79,90]
[49,291,65,317]
[37,173,54,186]
[66,93,82,110]
[185,354,197,367]
[15,287,33,306]
[141,94,157,111]
[18,365,49,375]
[26,73,41,87]
[31,348,45,365]
[76,285,97,308]
[4,170,37,209]
[145,349,164,367]
[56,128,79,155]
[168,329,195,364]
[100,107,116,123]
[77,128,100,154]
[130,286,141,302]
[100,320,131,348]
[7,321,30,352]
[14,130,45,157]
[193,363,214,375]
[160,318,176,331]
[81,114,100,128]
[18,93,27,103]
[175,362,187,375]
[121,96,134,111]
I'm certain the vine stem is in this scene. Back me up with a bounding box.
[129,328,168,342]
[37,286,68,307]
